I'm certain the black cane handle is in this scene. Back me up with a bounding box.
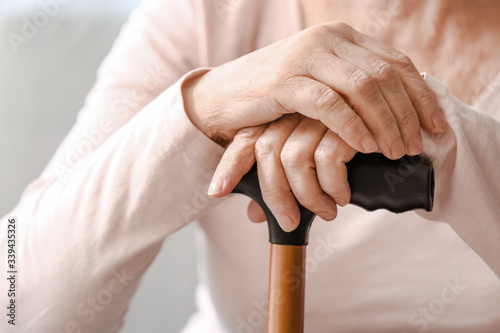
[231,153,434,246]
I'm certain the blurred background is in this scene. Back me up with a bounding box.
[0,0,198,331]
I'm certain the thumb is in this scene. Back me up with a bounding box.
[208,125,267,197]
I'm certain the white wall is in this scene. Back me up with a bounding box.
[0,1,198,332]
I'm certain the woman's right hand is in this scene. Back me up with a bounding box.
[183,21,447,156]
[207,114,358,231]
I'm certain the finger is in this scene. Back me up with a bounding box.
[350,32,447,134]
[255,115,302,232]
[208,125,268,197]
[304,52,406,159]
[329,43,423,156]
[247,200,266,222]
[276,76,378,155]
[314,131,357,207]
[281,118,338,221]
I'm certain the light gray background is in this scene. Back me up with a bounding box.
[0,1,198,332]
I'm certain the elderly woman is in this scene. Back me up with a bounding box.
[3,0,500,332]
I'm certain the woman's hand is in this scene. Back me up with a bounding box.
[183,22,447,153]
[208,114,358,232]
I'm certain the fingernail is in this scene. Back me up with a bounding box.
[336,197,349,207]
[390,139,406,159]
[407,136,423,156]
[361,135,378,153]
[432,111,447,133]
[320,211,336,221]
[275,214,297,232]
[208,178,222,196]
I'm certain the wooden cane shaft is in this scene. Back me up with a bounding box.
[267,244,306,333]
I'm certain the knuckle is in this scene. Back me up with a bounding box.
[390,51,414,70]
[379,116,400,134]
[315,88,344,115]
[369,60,396,81]
[306,24,331,39]
[255,136,276,158]
[280,146,302,169]
[339,113,361,135]
[414,86,438,106]
[398,109,419,128]
[314,146,337,164]
[347,69,377,95]
[305,22,353,43]
[329,21,352,34]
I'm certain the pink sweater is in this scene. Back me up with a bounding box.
[1,0,499,332]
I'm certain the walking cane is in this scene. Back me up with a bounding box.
[231,153,434,333]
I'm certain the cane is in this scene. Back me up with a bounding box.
[231,153,434,333]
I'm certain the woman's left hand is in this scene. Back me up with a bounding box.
[208,114,360,232]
